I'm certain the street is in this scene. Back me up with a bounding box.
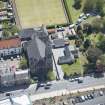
[0,75,105,101]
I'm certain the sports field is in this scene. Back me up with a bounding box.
[14,0,67,28]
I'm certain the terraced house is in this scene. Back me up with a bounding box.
[0,38,22,59]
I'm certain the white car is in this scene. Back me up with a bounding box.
[86,13,90,17]
[69,24,75,29]
[79,13,85,18]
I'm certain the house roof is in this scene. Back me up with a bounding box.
[58,46,74,65]
[27,36,46,60]
[0,38,21,49]
[53,39,65,48]
[19,28,35,39]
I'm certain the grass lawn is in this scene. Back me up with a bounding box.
[65,0,83,22]
[62,59,83,76]
[15,0,67,28]
[62,52,88,76]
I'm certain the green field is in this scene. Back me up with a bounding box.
[15,0,67,28]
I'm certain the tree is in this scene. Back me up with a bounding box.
[83,0,95,13]
[47,70,55,81]
[83,23,92,34]
[86,47,103,63]
[2,29,11,38]
[78,30,84,41]
[83,39,91,50]
[97,33,104,41]
[83,0,104,15]
[96,0,104,16]
[19,57,28,70]
[10,25,19,35]
[97,37,105,52]
[91,18,103,32]
[73,0,82,9]
[96,55,105,72]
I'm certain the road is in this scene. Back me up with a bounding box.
[0,75,105,101]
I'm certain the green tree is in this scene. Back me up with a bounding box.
[73,0,82,9]
[83,0,96,13]
[86,47,103,63]
[96,55,105,72]
[2,29,11,38]
[19,57,28,70]
[47,70,55,81]
[83,39,91,50]
[10,25,19,35]
[92,18,103,32]
[97,37,105,52]
[96,0,104,16]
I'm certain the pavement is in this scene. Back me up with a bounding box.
[52,48,64,80]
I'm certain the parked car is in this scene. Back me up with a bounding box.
[0,58,4,62]
[87,94,92,100]
[17,55,20,60]
[84,95,88,100]
[69,78,75,82]
[80,96,85,101]
[82,15,87,20]
[11,57,14,61]
[6,93,11,96]
[78,77,83,83]
[99,91,104,96]
[69,24,75,29]
[86,13,90,17]
[79,13,85,18]
[44,85,50,89]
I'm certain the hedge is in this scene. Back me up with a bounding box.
[63,0,73,23]
[46,23,70,29]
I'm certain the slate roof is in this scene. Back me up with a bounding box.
[27,36,46,60]
[19,28,35,39]
[53,39,65,48]
[58,46,74,65]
